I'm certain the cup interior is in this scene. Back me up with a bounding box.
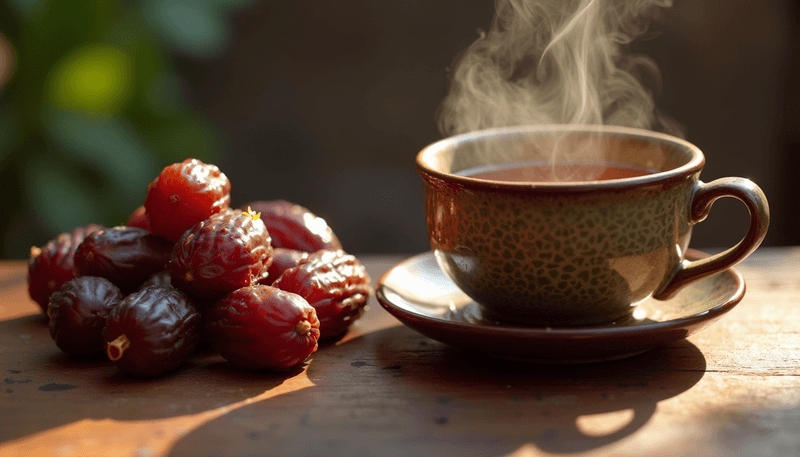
[417,125,703,184]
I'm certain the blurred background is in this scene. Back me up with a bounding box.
[0,0,797,258]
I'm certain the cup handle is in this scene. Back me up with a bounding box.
[653,177,770,300]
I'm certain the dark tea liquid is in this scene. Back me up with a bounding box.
[458,162,656,182]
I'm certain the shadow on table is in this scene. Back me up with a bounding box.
[168,323,706,457]
[0,314,300,444]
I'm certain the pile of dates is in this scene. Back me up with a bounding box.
[27,159,372,376]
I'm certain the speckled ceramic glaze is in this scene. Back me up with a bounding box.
[416,125,769,326]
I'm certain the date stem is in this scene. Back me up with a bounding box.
[295,320,312,336]
[107,334,131,361]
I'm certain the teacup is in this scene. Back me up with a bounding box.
[416,125,769,326]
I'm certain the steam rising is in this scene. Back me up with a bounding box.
[438,0,680,138]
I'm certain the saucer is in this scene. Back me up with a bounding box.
[376,249,745,363]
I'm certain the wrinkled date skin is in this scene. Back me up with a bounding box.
[170,209,272,301]
[74,227,174,295]
[48,276,124,356]
[273,249,372,340]
[206,285,320,371]
[145,159,231,242]
[102,287,201,377]
[240,200,341,253]
[258,248,309,286]
[28,223,105,313]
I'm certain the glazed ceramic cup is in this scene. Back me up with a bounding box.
[416,125,769,326]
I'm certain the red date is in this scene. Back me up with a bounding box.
[145,159,231,242]
[273,250,371,340]
[258,248,309,286]
[169,209,272,300]
[240,200,341,253]
[126,205,150,231]
[205,285,320,371]
[28,224,104,313]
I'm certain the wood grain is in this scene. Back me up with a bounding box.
[1,249,799,457]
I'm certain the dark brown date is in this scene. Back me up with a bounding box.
[48,276,124,356]
[102,286,201,376]
[140,270,173,290]
[73,226,174,294]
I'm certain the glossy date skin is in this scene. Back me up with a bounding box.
[102,286,201,377]
[73,226,174,295]
[126,205,150,231]
[205,285,320,371]
[28,223,105,313]
[48,276,124,356]
[145,158,231,242]
[258,248,309,286]
[169,209,272,300]
[239,200,341,253]
[140,270,173,290]
[273,249,371,340]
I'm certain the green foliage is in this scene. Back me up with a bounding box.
[143,0,232,59]
[0,0,252,258]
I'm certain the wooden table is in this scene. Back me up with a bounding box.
[1,248,799,456]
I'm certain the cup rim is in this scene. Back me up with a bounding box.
[416,124,705,192]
